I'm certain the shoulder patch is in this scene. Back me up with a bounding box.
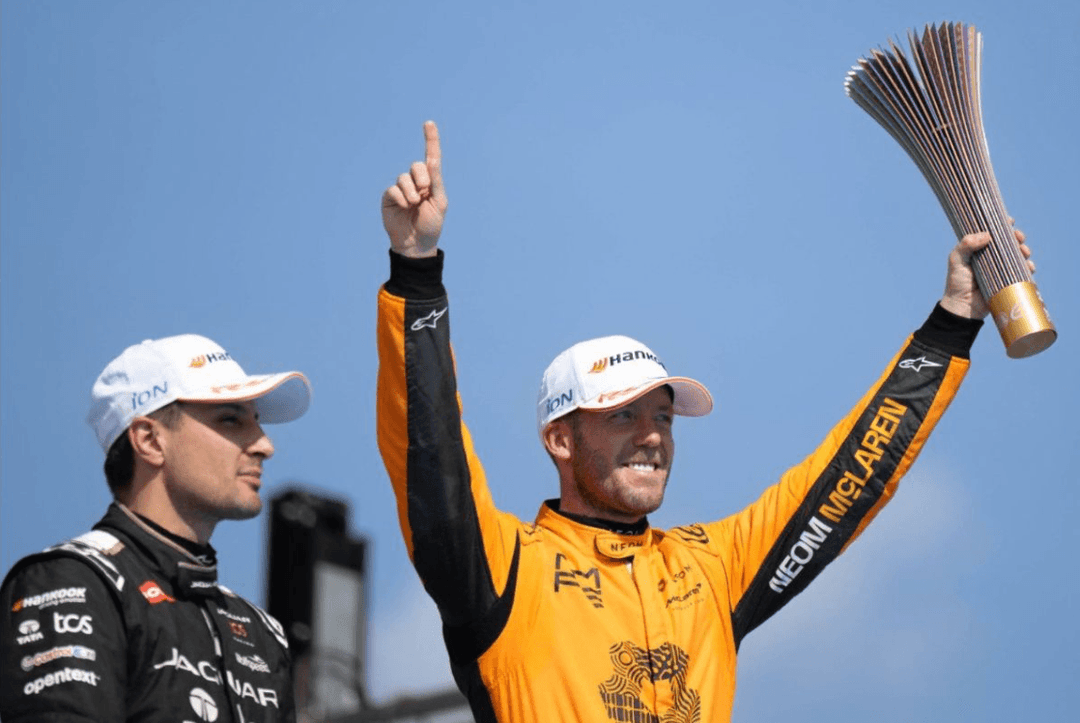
[71,530,125,555]
[667,524,711,547]
[45,531,126,592]
[519,523,545,546]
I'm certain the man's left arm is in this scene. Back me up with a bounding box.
[715,229,1033,643]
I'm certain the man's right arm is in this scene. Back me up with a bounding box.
[0,556,127,722]
[376,123,521,661]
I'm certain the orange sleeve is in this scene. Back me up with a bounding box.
[701,335,969,644]
[376,285,521,629]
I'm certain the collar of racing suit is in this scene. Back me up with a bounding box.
[132,511,217,563]
[546,498,649,536]
[537,500,653,561]
[94,502,223,602]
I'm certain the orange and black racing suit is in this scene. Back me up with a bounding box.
[376,250,981,723]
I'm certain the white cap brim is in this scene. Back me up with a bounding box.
[576,376,713,417]
[178,371,312,423]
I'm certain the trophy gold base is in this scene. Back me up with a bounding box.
[988,281,1057,358]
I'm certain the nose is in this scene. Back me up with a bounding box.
[633,418,663,447]
[249,424,275,460]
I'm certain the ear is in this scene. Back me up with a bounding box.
[128,417,166,468]
[543,419,574,463]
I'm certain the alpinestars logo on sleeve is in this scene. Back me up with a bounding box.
[898,355,943,372]
[410,307,448,331]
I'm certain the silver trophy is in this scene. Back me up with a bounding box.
[846,22,1056,358]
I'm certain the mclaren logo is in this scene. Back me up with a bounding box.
[410,307,448,331]
[898,355,942,372]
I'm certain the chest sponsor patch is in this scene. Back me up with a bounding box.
[21,644,97,671]
[553,553,604,608]
[53,612,93,635]
[236,652,271,673]
[139,580,176,605]
[15,619,45,645]
[23,667,99,695]
[595,533,646,560]
[189,687,219,721]
[11,587,87,612]
[153,647,280,707]
[216,607,251,623]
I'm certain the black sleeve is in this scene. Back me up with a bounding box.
[913,302,984,359]
[385,248,446,299]
[0,556,127,722]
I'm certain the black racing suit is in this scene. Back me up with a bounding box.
[0,503,295,722]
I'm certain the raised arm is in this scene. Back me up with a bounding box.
[376,122,521,643]
[715,228,1034,642]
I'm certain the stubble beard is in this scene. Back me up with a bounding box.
[570,437,669,520]
[217,489,263,521]
[188,482,263,525]
[218,501,263,521]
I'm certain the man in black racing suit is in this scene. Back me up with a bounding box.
[0,333,312,722]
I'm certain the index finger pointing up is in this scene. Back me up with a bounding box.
[423,120,445,197]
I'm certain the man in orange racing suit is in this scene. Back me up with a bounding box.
[376,121,1033,722]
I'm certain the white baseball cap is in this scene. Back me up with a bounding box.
[536,335,713,438]
[88,334,312,452]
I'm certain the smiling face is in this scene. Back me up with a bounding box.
[154,401,275,538]
[552,385,675,524]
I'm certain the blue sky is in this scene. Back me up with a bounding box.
[2,1,1077,720]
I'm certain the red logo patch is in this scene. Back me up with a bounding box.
[139,580,175,605]
[229,621,248,638]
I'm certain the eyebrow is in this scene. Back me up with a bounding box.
[204,402,259,420]
[612,401,674,414]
